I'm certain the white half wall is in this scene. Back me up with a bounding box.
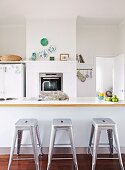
[0,106,125,149]
[26,61,77,98]
[0,25,26,58]
[26,19,76,61]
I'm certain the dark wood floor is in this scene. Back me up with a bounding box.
[0,154,125,170]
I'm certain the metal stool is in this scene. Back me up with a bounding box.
[88,118,124,170]
[47,119,78,170]
[8,119,43,170]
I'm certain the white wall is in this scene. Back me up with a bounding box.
[77,63,96,97]
[26,19,76,60]
[76,25,120,65]
[76,22,120,97]
[0,25,26,58]
[119,22,125,53]
[96,57,113,93]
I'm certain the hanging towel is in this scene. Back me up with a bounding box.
[77,70,86,82]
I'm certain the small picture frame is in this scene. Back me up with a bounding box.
[60,54,69,61]
[49,56,55,61]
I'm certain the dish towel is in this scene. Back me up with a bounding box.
[77,70,86,82]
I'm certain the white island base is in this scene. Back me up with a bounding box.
[0,97,125,155]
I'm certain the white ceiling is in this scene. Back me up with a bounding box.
[0,0,125,24]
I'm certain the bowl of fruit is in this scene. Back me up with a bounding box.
[97,92,105,101]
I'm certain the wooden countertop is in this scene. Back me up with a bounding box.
[0,97,125,107]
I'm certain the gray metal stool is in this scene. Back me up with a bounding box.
[8,119,43,170]
[88,118,124,170]
[47,119,78,170]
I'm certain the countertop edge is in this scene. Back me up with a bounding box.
[0,103,125,107]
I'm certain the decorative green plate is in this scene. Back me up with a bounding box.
[40,38,48,46]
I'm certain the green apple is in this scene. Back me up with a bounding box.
[105,97,112,101]
[112,98,118,102]
[113,95,117,98]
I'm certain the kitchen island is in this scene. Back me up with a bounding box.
[0,97,125,107]
[0,97,125,154]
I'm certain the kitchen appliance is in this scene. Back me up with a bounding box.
[0,64,25,99]
[39,73,63,92]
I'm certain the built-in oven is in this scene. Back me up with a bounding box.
[39,73,63,92]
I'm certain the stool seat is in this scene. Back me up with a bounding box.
[93,118,116,127]
[53,119,72,127]
[15,119,38,127]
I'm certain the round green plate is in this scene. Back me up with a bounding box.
[40,38,48,46]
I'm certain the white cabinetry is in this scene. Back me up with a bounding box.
[113,54,125,100]
[0,65,5,97]
[0,64,24,98]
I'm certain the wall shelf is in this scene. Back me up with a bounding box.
[77,68,93,70]
[0,60,77,64]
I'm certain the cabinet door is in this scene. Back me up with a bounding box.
[4,64,24,98]
[0,65,5,98]
[113,54,125,100]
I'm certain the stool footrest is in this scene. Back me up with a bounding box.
[91,143,110,146]
[52,157,73,160]
[20,144,40,146]
[54,144,71,146]
[89,146,117,155]
[13,158,34,161]
[97,157,119,160]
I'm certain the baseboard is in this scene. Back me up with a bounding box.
[1,147,125,155]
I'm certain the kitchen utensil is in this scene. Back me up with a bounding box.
[90,70,92,78]
[77,70,86,82]
[85,70,89,78]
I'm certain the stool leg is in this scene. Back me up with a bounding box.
[88,124,94,154]
[47,126,56,170]
[36,125,43,155]
[107,129,113,155]
[92,127,101,170]
[8,128,18,170]
[68,127,78,170]
[30,127,40,170]
[113,126,124,170]
[17,130,23,155]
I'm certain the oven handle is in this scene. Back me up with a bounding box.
[42,78,60,80]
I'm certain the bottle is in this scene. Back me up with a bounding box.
[31,53,36,60]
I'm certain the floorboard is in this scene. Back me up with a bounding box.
[0,154,125,170]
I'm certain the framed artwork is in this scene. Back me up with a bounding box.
[49,56,55,61]
[60,54,69,61]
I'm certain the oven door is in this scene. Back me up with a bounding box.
[41,77,61,91]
